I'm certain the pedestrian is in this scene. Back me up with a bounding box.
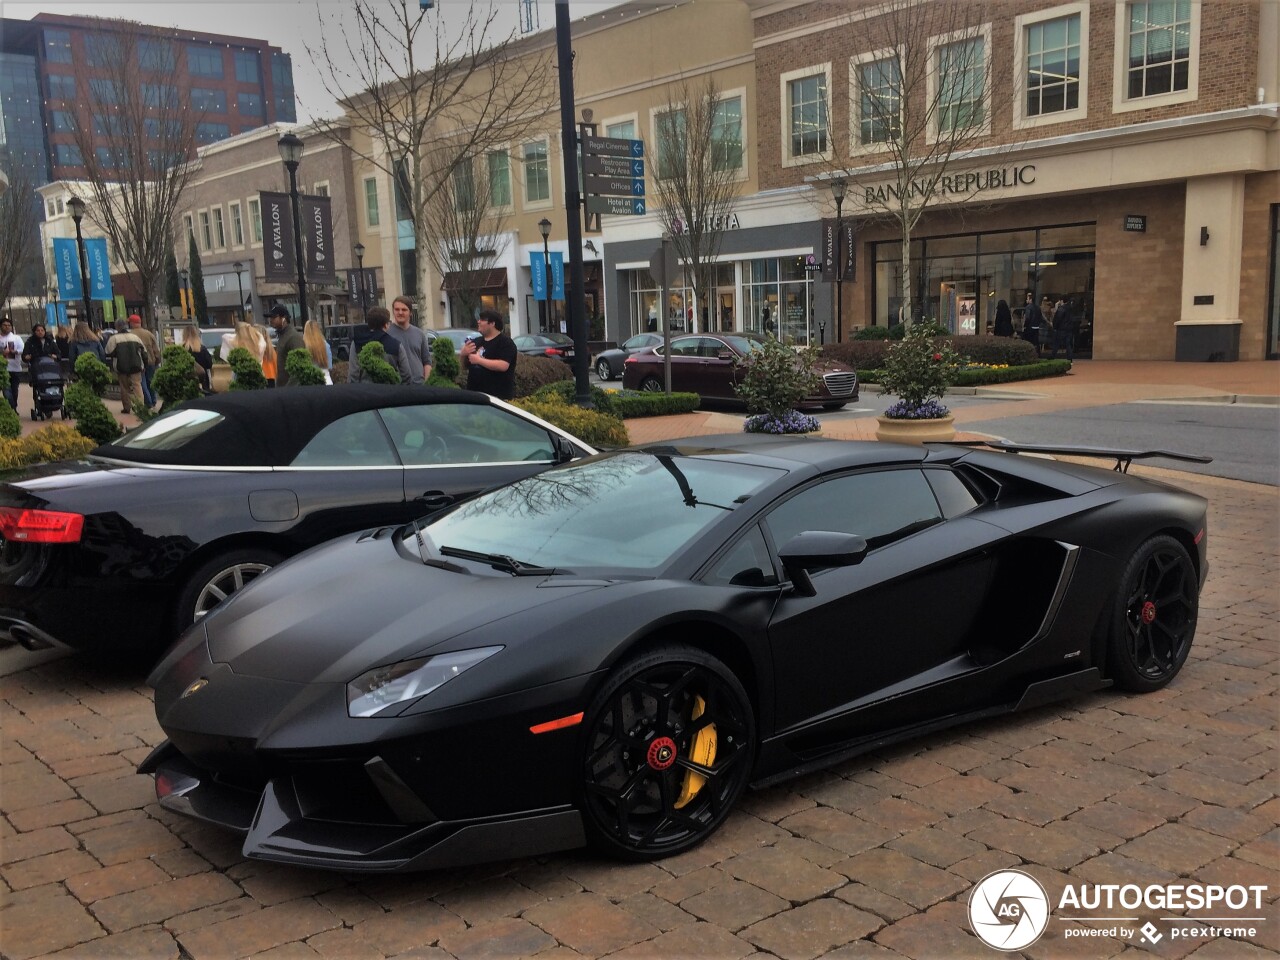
[221,321,266,364]
[460,308,517,399]
[54,324,70,360]
[0,317,24,410]
[1049,298,1077,361]
[181,325,213,393]
[268,305,307,387]
[68,321,107,369]
[303,320,332,383]
[348,306,411,383]
[993,299,1013,337]
[386,295,432,383]
[128,315,161,408]
[21,323,60,367]
[104,318,146,414]
[256,324,278,386]
[1020,294,1044,356]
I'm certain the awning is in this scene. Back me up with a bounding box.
[441,268,507,292]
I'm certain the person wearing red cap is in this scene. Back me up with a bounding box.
[128,315,161,407]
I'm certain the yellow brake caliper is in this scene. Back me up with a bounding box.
[674,695,716,809]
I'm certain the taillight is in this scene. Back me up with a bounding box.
[0,507,84,543]
[545,348,562,356]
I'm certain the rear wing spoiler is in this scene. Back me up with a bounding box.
[944,440,1212,474]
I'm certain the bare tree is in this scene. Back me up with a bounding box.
[422,149,513,324]
[650,76,744,336]
[311,0,554,319]
[0,169,41,313]
[831,0,999,327]
[64,22,200,328]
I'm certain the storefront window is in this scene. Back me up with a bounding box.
[628,269,692,338]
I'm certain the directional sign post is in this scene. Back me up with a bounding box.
[585,195,646,217]
[582,136,647,227]
[582,135,644,158]
[583,155,645,179]
[583,173,645,197]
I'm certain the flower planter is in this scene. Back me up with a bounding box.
[875,415,955,444]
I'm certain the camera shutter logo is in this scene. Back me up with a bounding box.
[969,869,1050,951]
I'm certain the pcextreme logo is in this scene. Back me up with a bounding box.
[969,873,1270,951]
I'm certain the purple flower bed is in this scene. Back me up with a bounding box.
[744,410,821,434]
[884,399,950,420]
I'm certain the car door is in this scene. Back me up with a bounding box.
[279,409,407,544]
[762,467,1002,741]
[663,337,710,393]
[699,337,739,398]
[379,402,565,519]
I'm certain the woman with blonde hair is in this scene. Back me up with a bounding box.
[303,320,332,384]
[181,326,214,393]
[221,321,265,362]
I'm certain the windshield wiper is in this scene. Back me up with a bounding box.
[406,520,464,571]
[438,545,556,576]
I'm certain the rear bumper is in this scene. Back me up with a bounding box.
[140,740,586,872]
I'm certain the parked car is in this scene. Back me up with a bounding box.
[0,386,594,657]
[141,434,1207,871]
[432,327,481,353]
[622,332,858,409]
[325,323,361,362]
[513,332,575,364]
[593,333,664,381]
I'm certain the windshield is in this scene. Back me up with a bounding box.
[105,407,223,451]
[426,452,782,573]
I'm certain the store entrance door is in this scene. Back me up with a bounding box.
[717,287,736,331]
[939,280,978,335]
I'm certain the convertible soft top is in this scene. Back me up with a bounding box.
[93,385,490,467]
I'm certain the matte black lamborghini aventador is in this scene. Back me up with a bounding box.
[141,435,1208,871]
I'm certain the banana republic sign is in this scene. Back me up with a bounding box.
[862,163,1036,205]
[260,192,335,283]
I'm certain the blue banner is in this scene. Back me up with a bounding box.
[45,303,69,328]
[84,238,113,300]
[550,252,565,301]
[53,238,81,299]
[530,252,548,301]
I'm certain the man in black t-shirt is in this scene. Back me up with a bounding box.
[461,309,517,399]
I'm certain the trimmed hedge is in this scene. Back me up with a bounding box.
[0,424,95,469]
[512,395,629,448]
[284,348,326,387]
[227,347,267,390]
[822,334,1038,371]
[858,359,1072,387]
[0,369,18,439]
[608,390,701,418]
[65,381,122,445]
[152,345,203,409]
[513,355,572,397]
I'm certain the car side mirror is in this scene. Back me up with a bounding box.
[778,531,868,598]
[551,434,575,464]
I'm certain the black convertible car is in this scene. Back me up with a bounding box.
[0,386,593,656]
[142,435,1207,871]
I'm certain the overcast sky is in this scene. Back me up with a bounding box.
[3,0,626,124]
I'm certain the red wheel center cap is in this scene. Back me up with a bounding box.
[647,736,677,770]
[1141,601,1157,624]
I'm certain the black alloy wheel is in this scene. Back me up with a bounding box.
[596,359,613,381]
[581,645,755,860]
[1107,535,1198,692]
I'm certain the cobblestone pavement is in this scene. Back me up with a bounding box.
[1,469,1277,960]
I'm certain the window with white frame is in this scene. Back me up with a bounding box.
[212,206,226,249]
[248,198,262,244]
[183,213,194,242]
[1125,0,1193,100]
[363,177,380,227]
[605,118,636,140]
[851,51,901,149]
[781,65,831,163]
[936,35,987,134]
[313,181,330,197]
[654,107,686,180]
[523,139,550,204]
[711,96,743,172]
[1015,5,1088,127]
[199,210,212,251]
[487,151,511,208]
[229,201,244,246]
[452,162,476,212]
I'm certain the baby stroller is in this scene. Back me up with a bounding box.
[29,356,67,421]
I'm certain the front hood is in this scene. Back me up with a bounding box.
[205,530,608,684]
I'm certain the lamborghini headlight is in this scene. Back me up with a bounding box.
[347,646,503,718]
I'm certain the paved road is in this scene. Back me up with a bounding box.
[1,470,1276,960]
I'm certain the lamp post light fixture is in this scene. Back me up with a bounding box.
[538,218,552,334]
[830,177,847,343]
[67,195,93,328]
[179,269,190,321]
[233,261,245,325]
[277,132,309,324]
[354,242,366,318]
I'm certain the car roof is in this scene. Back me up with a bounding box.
[93,385,492,468]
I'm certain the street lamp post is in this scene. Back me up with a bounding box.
[179,269,190,320]
[67,196,93,328]
[277,132,309,324]
[354,242,366,319]
[830,178,847,343]
[538,218,552,333]
[233,261,245,326]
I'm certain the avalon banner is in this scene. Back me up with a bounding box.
[53,238,82,299]
[260,192,295,281]
[300,195,335,283]
[84,237,113,300]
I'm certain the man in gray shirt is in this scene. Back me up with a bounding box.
[386,295,432,384]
